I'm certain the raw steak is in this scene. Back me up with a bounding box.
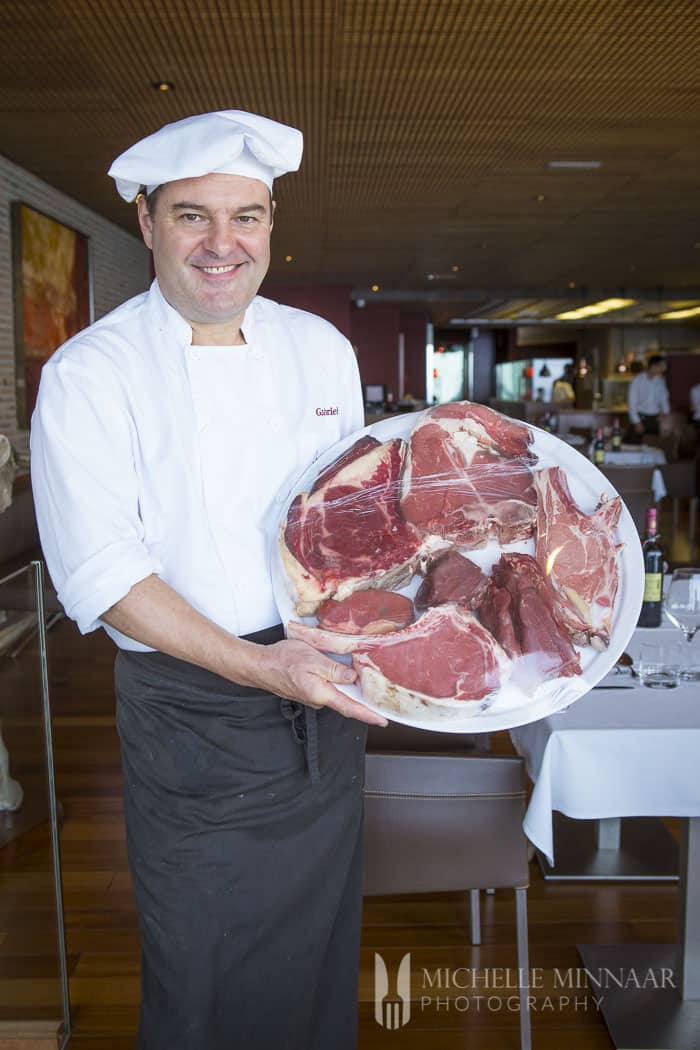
[426,402,536,460]
[288,604,511,717]
[401,406,537,546]
[317,591,414,635]
[533,467,622,649]
[415,550,489,611]
[281,435,438,615]
[479,553,581,685]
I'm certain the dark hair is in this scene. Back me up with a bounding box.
[647,354,665,369]
[142,185,163,214]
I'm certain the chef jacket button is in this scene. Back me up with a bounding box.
[269,414,283,432]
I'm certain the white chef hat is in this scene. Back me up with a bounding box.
[108,110,303,202]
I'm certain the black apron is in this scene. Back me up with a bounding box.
[115,648,367,1050]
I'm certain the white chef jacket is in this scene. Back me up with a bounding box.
[30,280,365,650]
[690,383,700,422]
[627,371,670,423]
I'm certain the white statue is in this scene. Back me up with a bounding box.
[0,434,17,514]
[0,724,23,811]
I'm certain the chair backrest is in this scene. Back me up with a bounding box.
[643,432,679,462]
[363,751,529,895]
[598,465,655,533]
[366,722,485,753]
[661,459,697,500]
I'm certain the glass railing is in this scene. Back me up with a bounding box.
[0,561,70,1047]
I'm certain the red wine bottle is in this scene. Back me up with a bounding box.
[637,507,663,627]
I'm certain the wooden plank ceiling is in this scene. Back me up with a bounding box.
[2,0,700,325]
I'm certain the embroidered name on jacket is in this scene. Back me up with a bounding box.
[315,406,339,416]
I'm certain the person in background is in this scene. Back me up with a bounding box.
[551,363,576,404]
[690,380,700,431]
[627,353,670,442]
[30,111,385,1050]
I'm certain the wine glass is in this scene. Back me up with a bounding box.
[664,568,700,680]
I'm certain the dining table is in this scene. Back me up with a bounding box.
[510,623,700,1049]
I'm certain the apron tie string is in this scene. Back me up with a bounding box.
[280,700,321,784]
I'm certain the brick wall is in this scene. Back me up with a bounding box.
[0,153,150,445]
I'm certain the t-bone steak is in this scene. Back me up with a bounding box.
[317,591,414,635]
[479,553,581,686]
[281,435,439,615]
[288,604,511,719]
[400,402,538,547]
[533,467,622,649]
[415,550,489,611]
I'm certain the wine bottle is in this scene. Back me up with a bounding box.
[637,507,663,628]
[593,428,606,466]
[611,417,622,450]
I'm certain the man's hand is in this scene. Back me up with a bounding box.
[256,639,387,726]
[634,421,645,434]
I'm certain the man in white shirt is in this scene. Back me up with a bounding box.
[690,381,700,428]
[31,111,385,1050]
[626,354,670,442]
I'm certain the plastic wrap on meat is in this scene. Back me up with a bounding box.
[534,467,623,649]
[317,591,414,635]
[280,435,438,615]
[415,550,489,611]
[479,553,581,687]
[288,604,511,717]
[400,402,537,547]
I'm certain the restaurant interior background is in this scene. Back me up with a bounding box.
[1,2,700,1049]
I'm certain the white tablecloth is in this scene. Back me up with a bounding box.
[510,628,700,865]
[604,446,666,466]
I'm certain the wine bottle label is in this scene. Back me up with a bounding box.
[594,450,605,464]
[643,573,662,602]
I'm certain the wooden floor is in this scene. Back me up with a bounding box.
[1,500,695,1048]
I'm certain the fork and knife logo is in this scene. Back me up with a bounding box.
[374,952,411,1029]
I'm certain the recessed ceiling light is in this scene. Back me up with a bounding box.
[451,264,460,273]
[555,298,637,320]
[285,254,293,262]
[568,281,577,289]
[659,305,700,320]
[535,194,546,202]
[371,284,380,292]
[152,81,174,92]
[547,161,602,169]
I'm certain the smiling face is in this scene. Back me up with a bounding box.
[137,172,274,344]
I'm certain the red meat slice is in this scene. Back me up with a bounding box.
[415,550,489,611]
[479,553,581,685]
[401,410,537,546]
[317,591,414,635]
[281,435,437,615]
[288,604,511,715]
[533,467,622,649]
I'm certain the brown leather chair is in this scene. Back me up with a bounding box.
[363,736,531,1050]
[597,464,656,534]
[661,458,698,547]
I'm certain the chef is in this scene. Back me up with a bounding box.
[30,110,386,1050]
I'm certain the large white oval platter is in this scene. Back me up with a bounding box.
[271,410,644,733]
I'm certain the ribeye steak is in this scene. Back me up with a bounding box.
[281,435,438,615]
[401,403,537,546]
[533,467,622,649]
[288,604,511,718]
